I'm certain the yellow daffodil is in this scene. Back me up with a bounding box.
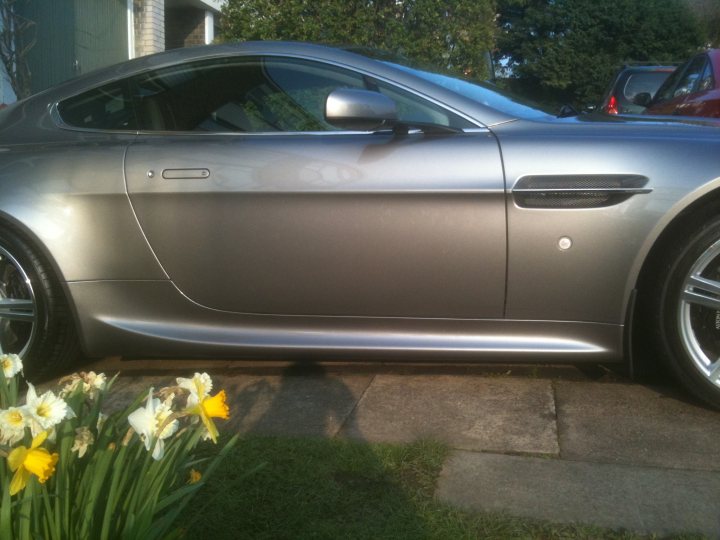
[186,390,229,443]
[0,406,28,445]
[7,431,59,495]
[0,353,22,378]
[188,468,202,484]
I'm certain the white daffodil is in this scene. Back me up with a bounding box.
[156,395,177,441]
[0,353,22,378]
[60,371,107,399]
[25,383,74,437]
[96,412,107,432]
[84,372,107,398]
[177,373,213,407]
[58,373,83,397]
[127,389,178,460]
[71,426,94,458]
[0,406,28,445]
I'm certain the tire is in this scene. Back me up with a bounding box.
[0,228,79,379]
[651,215,720,409]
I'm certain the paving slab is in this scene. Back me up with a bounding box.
[555,381,720,471]
[437,450,720,538]
[339,375,559,455]
[217,372,372,437]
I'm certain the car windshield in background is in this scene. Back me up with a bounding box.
[383,61,552,120]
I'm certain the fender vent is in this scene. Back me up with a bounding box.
[512,174,651,209]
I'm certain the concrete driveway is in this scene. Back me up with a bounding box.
[71,357,720,538]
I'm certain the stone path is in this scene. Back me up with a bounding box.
[69,358,720,538]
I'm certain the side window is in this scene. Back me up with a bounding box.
[57,80,136,130]
[622,72,670,101]
[698,61,715,92]
[375,81,474,128]
[131,57,366,132]
[672,56,706,98]
[654,62,689,103]
[259,61,366,130]
[56,55,474,133]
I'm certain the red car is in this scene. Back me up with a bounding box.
[642,49,720,117]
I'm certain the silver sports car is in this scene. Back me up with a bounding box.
[1,42,720,407]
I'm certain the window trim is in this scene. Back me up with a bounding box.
[51,52,485,136]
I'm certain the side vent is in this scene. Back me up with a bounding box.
[512,174,651,209]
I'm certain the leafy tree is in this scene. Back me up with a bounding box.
[220,0,496,79]
[0,0,35,100]
[685,0,720,46]
[496,0,704,107]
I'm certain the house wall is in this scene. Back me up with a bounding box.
[18,0,127,95]
[134,0,165,57]
[13,0,219,96]
[165,7,205,50]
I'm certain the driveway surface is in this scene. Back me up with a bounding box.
[67,357,720,538]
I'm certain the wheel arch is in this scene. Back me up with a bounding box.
[0,210,87,356]
[626,178,720,359]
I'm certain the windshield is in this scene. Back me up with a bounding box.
[382,61,552,120]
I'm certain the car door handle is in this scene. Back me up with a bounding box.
[161,168,210,179]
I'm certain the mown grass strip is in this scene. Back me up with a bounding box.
[177,436,699,540]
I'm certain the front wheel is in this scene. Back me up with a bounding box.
[0,228,79,379]
[653,217,720,409]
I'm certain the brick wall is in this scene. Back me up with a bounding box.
[165,7,205,50]
[134,0,165,57]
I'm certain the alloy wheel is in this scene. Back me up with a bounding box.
[679,237,720,387]
[0,245,36,357]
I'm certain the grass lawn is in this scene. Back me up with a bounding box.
[177,436,699,540]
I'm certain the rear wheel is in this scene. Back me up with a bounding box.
[653,216,720,408]
[0,229,78,379]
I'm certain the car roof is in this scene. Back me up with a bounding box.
[623,64,680,71]
[617,65,677,74]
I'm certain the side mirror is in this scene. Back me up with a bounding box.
[557,104,579,118]
[633,92,652,107]
[325,88,397,131]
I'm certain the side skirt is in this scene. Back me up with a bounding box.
[68,280,624,363]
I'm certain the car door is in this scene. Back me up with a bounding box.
[123,55,506,320]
